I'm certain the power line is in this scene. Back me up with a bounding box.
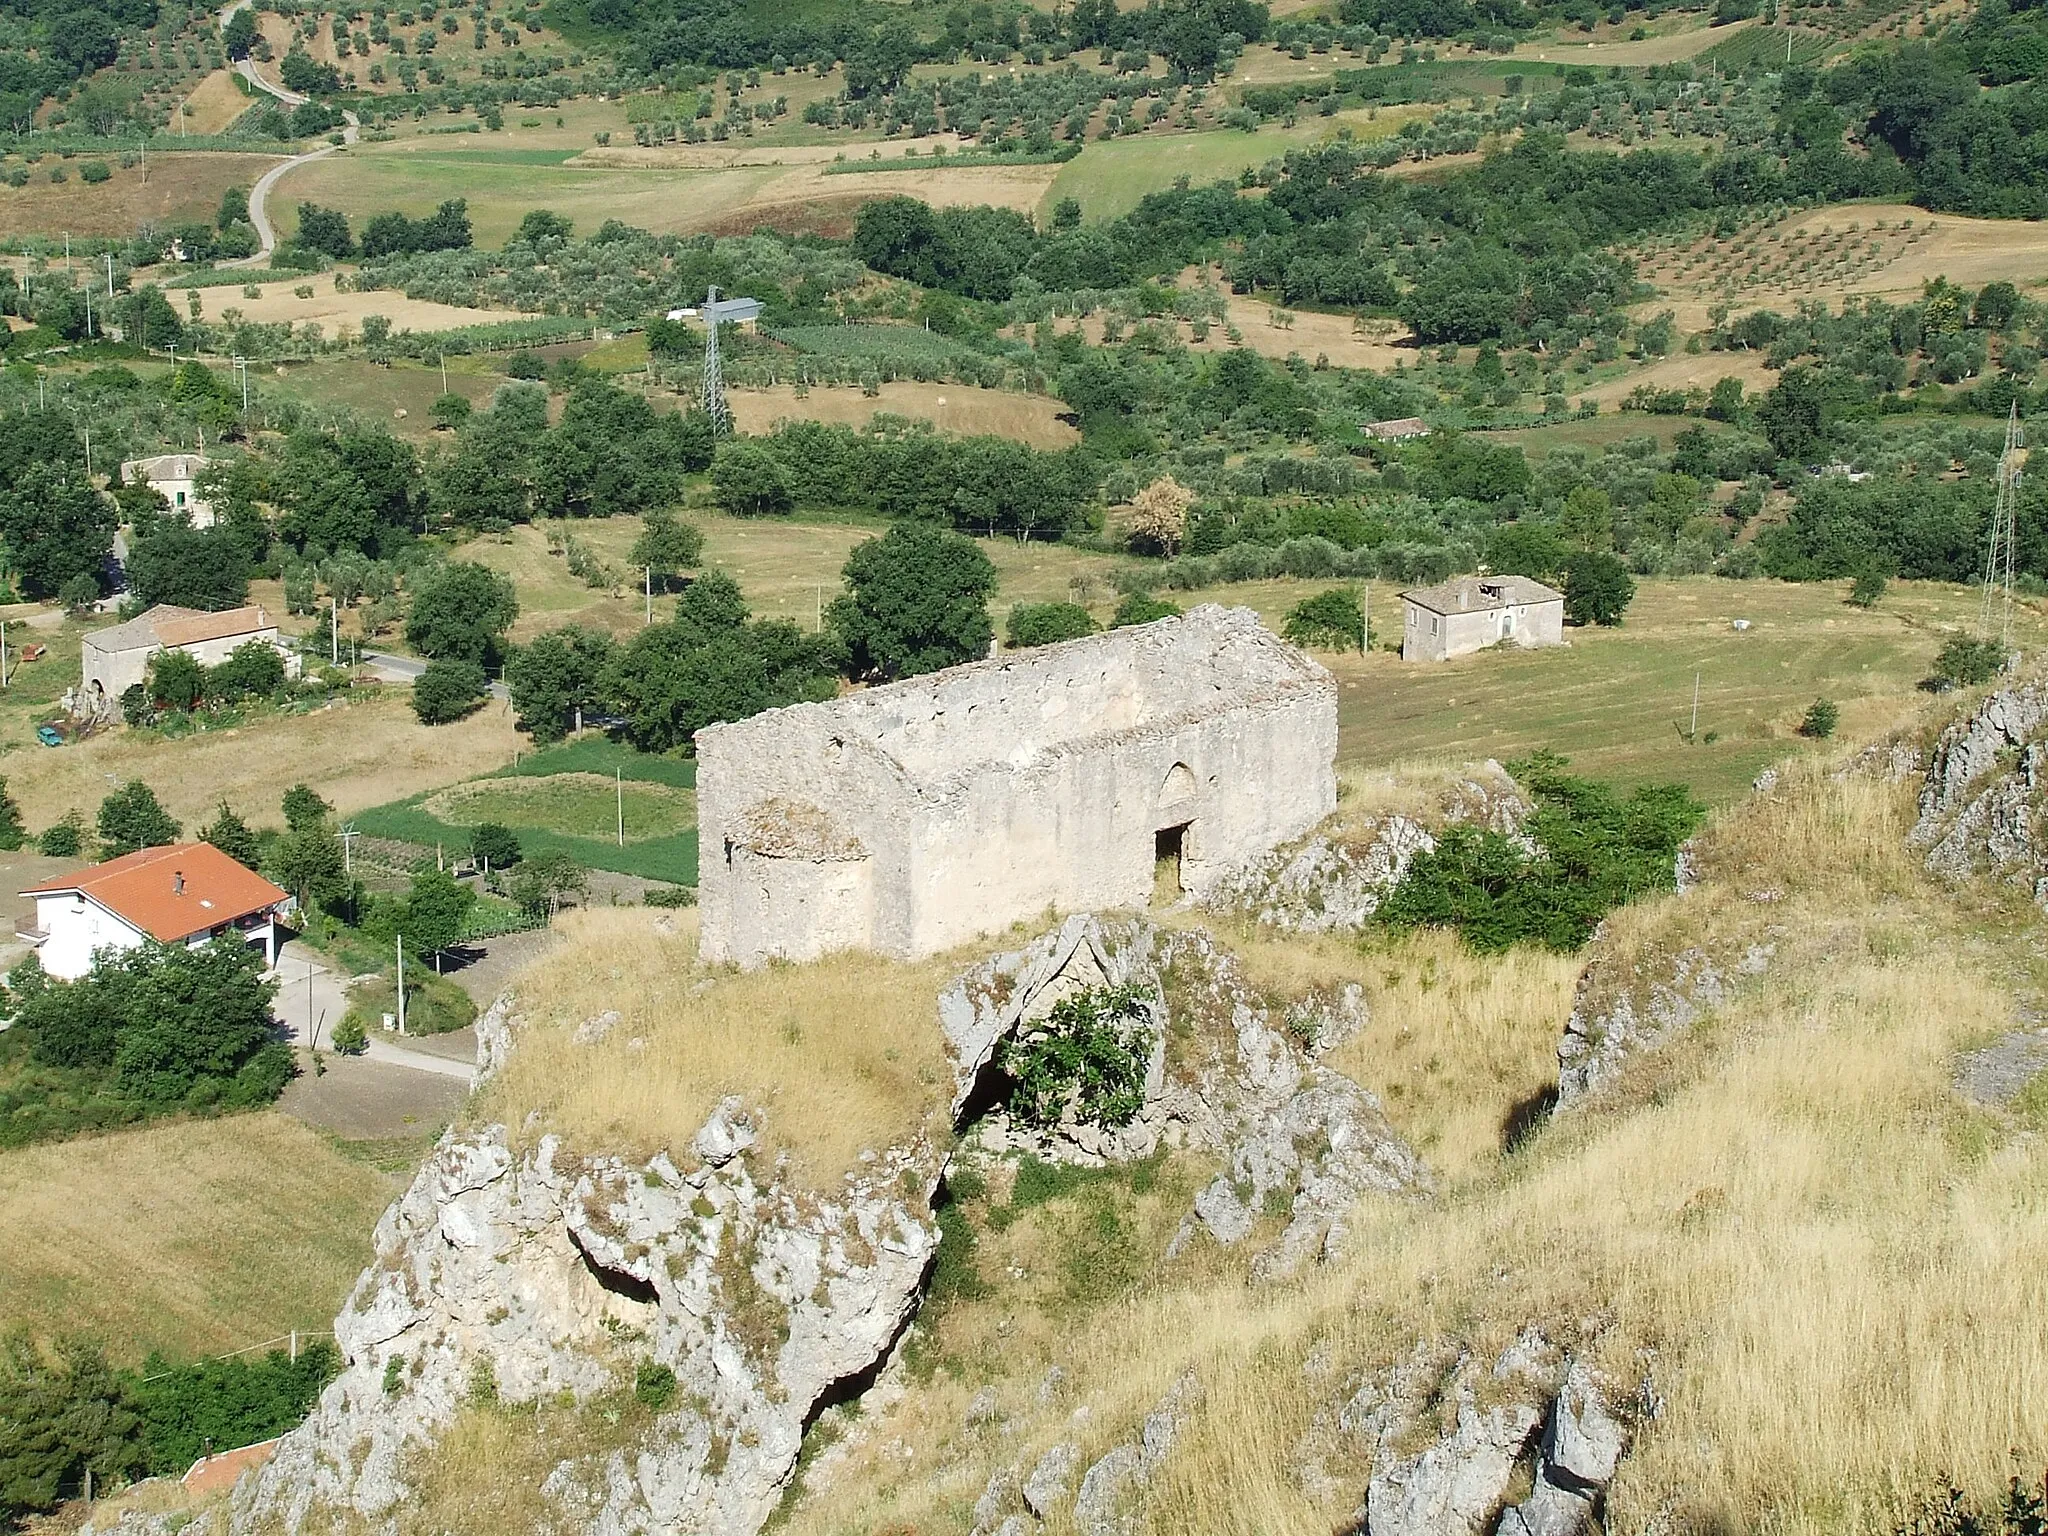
[1980,401,2026,651]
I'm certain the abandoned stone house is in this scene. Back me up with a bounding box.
[1399,575,1566,662]
[696,605,1338,968]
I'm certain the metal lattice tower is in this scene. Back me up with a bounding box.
[701,284,730,436]
[694,286,762,437]
[1980,402,2026,649]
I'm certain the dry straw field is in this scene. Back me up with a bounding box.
[0,1114,405,1362]
[2,688,524,832]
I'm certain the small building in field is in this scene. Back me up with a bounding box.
[120,454,214,526]
[1364,417,1432,442]
[19,842,292,980]
[80,604,295,715]
[1399,575,1566,663]
[696,605,1337,969]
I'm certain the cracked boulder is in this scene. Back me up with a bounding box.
[1159,929,1429,1277]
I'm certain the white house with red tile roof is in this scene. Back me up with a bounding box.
[79,604,297,715]
[19,843,292,980]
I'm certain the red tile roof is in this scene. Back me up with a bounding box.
[24,843,289,944]
[181,1434,283,1495]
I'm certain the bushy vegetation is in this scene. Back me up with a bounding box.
[0,942,289,1149]
[0,1330,340,1526]
[1378,751,1705,952]
[999,982,1156,1131]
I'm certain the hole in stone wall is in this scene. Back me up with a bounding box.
[568,1226,659,1307]
[1153,823,1188,904]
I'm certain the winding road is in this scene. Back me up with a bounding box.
[217,0,359,266]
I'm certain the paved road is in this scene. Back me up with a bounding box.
[270,943,476,1081]
[217,0,358,267]
[363,650,510,701]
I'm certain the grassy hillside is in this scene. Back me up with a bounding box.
[0,1114,414,1363]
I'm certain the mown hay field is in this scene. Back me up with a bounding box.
[1156,573,2033,805]
[1,687,524,833]
[0,151,286,240]
[0,1114,410,1362]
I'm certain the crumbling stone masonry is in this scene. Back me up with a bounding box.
[696,606,1338,967]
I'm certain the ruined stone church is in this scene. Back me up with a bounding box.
[696,605,1337,968]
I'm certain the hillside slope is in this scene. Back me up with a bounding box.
[108,689,2048,1536]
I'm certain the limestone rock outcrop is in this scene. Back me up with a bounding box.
[1556,939,1774,1107]
[230,1108,940,1536]
[1910,678,2048,900]
[945,917,1425,1279]
[1155,929,1429,1279]
[1206,763,1532,935]
[1322,1336,1629,1536]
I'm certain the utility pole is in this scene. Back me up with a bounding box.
[3,621,10,688]
[106,252,114,300]
[395,934,406,1034]
[330,598,339,666]
[616,768,624,847]
[439,353,448,393]
[644,565,652,624]
[339,824,356,874]
[63,232,69,272]
[1690,670,1700,740]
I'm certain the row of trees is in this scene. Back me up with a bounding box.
[505,521,998,749]
[292,199,475,263]
[0,1332,338,1527]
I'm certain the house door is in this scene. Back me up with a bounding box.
[1501,609,1516,639]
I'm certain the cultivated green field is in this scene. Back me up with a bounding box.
[352,737,698,882]
[424,772,697,844]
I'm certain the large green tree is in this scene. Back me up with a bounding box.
[95,782,178,858]
[405,562,519,666]
[504,626,615,743]
[0,464,115,601]
[397,869,475,970]
[125,521,251,612]
[829,524,996,681]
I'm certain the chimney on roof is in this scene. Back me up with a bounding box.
[173,871,185,896]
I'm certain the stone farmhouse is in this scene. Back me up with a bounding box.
[120,453,214,526]
[79,604,296,715]
[19,842,292,980]
[1400,575,1565,663]
[697,606,1337,968]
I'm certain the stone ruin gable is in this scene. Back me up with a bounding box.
[697,606,1338,968]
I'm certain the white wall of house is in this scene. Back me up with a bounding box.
[1402,598,1565,662]
[29,892,279,979]
[32,893,148,980]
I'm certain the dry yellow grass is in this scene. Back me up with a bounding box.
[179,69,251,136]
[189,269,524,337]
[473,906,964,1186]
[728,381,1080,449]
[4,689,524,831]
[0,1114,405,1363]
[777,748,2048,1536]
[1224,925,1581,1183]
